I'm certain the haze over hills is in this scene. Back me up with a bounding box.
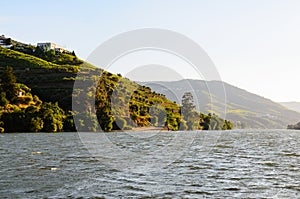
[279,102,300,113]
[138,79,300,129]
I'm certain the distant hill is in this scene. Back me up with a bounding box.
[138,79,300,129]
[279,102,300,113]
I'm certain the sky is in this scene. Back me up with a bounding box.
[1,0,300,102]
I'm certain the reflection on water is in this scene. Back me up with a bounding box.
[0,130,299,198]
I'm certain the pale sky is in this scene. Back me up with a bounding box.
[1,0,300,102]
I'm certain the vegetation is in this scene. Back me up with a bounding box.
[140,80,300,129]
[0,66,70,132]
[0,37,233,132]
[181,92,198,130]
[287,122,300,130]
[179,92,233,130]
[0,66,18,102]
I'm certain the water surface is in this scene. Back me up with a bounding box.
[0,130,299,198]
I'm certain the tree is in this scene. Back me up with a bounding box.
[34,46,45,58]
[39,102,65,132]
[200,113,211,130]
[0,92,9,106]
[25,105,44,132]
[181,92,196,113]
[63,111,76,132]
[287,122,300,130]
[181,92,197,130]
[29,117,44,132]
[6,38,12,45]
[0,66,18,102]
[178,120,188,130]
[1,110,27,132]
[222,120,234,130]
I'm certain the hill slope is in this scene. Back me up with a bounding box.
[279,102,300,113]
[0,47,81,110]
[0,43,232,131]
[138,79,300,129]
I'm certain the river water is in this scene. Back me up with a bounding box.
[0,130,299,198]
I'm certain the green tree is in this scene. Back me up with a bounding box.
[181,92,195,113]
[0,92,9,106]
[200,114,211,130]
[29,117,44,132]
[63,111,76,132]
[181,92,197,130]
[0,66,18,102]
[178,120,188,130]
[1,110,26,132]
[98,113,113,131]
[222,120,233,130]
[39,102,65,132]
[6,38,12,45]
[33,46,45,58]
[25,105,44,132]
[33,95,42,107]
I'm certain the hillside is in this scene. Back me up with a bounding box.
[279,102,300,113]
[0,47,81,110]
[0,40,233,131]
[138,79,300,129]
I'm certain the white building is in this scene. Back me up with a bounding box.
[37,42,67,53]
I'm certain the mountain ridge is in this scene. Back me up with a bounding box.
[138,79,300,129]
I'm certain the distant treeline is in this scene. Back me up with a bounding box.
[287,122,300,130]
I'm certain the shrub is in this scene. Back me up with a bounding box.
[178,120,188,131]
[0,92,9,106]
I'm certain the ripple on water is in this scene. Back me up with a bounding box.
[0,130,300,198]
[184,190,213,196]
[257,161,277,167]
[282,153,300,157]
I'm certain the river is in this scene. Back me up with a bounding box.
[0,130,299,198]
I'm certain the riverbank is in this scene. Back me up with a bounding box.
[111,126,168,133]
